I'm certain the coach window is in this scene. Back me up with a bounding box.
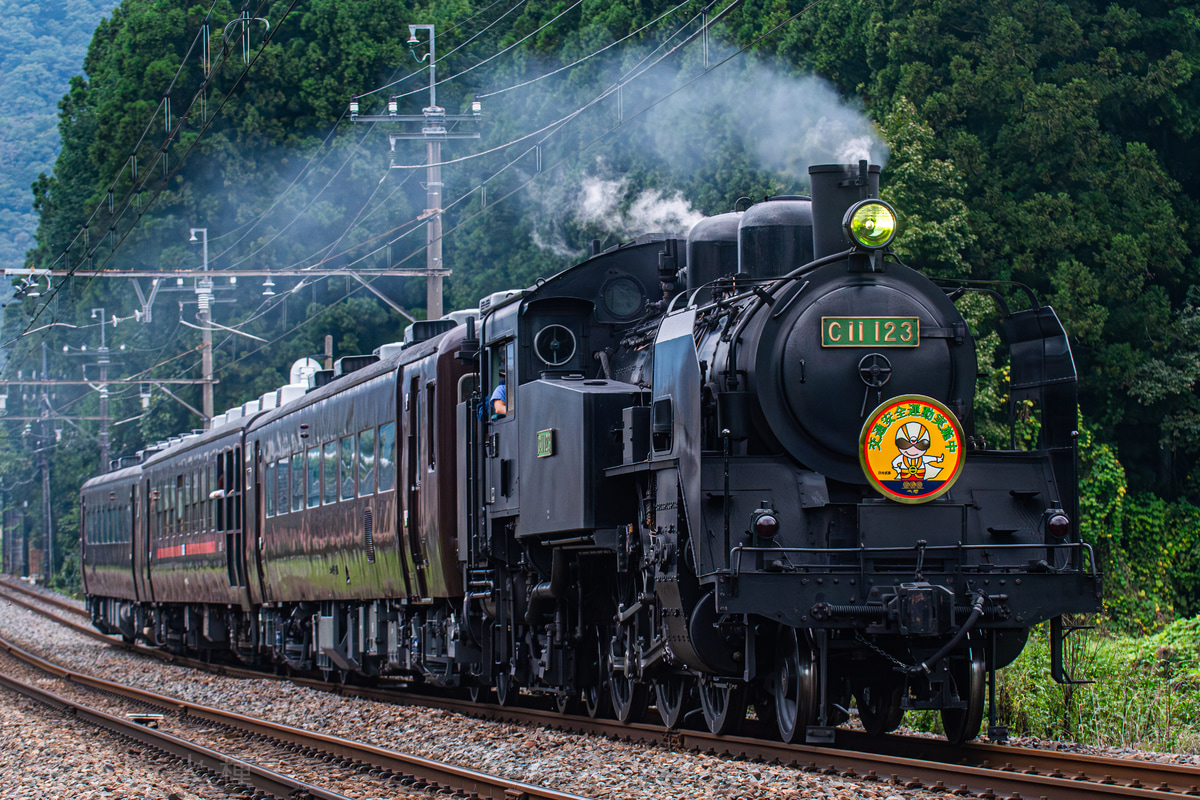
[265,461,275,517]
[276,458,290,515]
[214,453,225,531]
[291,452,304,512]
[323,441,337,504]
[427,385,437,470]
[358,428,376,497]
[182,473,191,534]
[176,475,184,533]
[208,461,217,529]
[233,445,243,528]
[378,422,396,492]
[307,446,321,508]
[340,435,356,500]
[226,449,237,529]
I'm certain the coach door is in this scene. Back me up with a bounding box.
[246,441,268,605]
[218,447,247,589]
[139,477,157,602]
[131,484,147,602]
[404,373,428,599]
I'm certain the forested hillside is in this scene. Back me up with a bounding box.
[4,0,1198,630]
[0,0,114,272]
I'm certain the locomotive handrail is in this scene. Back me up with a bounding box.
[929,277,1041,311]
[727,540,1097,578]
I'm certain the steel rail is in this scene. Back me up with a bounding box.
[0,667,357,800]
[0,631,593,800]
[843,730,1200,797]
[296,684,1200,799]
[0,576,89,619]
[0,581,272,680]
[7,580,1198,798]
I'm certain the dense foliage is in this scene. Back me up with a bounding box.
[2,0,1197,631]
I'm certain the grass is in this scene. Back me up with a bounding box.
[990,616,1200,751]
[901,616,1200,750]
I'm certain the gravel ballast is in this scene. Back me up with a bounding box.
[2,584,1196,799]
[0,590,925,799]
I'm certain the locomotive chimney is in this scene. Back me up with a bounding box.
[809,161,881,259]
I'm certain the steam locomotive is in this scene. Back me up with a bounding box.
[81,162,1101,744]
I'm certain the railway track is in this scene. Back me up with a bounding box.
[0,627,593,800]
[4,578,1198,800]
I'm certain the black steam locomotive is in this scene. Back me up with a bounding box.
[81,162,1101,744]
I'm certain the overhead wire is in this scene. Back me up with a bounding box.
[354,0,523,100]
[388,0,586,103]
[347,0,830,272]
[216,0,535,268]
[202,0,769,382]
[475,0,695,99]
[14,0,823,429]
[6,0,297,366]
[200,0,691,279]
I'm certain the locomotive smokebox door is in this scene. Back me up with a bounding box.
[751,263,976,485]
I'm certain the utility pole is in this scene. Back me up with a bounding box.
[90,307,111,468]
[350,24,481,321]
[39,341,52,583]
[190,228,214,428]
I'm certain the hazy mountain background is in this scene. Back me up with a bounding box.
[0,0,114,271]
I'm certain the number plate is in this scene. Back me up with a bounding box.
[822,316,919,347]
[537,429,554,458]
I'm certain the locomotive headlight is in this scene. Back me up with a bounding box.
[844,200,898,250]
[752,508,779,540]
[1047,512,1071,538]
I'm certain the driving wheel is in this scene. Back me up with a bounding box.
[699,679,746,736]
[940,647,986,743]
[773,626,818,743]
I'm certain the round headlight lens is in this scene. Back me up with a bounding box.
[844,200,898,250]
[754,513,779,539]
[1048,513,1071,538]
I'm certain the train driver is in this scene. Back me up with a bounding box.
[490,368,507,418]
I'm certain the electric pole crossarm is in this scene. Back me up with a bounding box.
[2,416,110,421]
[389,132,481,141]
[0,379,217,386]
[348,273,417,321]
[131,278,161,323]
[154,383,208,421]
[356,114,482,123]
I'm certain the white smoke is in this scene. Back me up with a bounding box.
[649,64,888,187]
[527,168,706,258]
[519,45,888,257]
[627,187,706,233]
[576,175,704,236]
